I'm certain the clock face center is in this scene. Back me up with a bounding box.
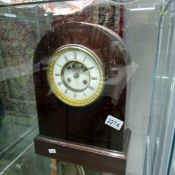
[73,74,79,78]
[61,61,90,92]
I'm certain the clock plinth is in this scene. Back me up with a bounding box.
[33,22,130,174]
[34,129,130,174]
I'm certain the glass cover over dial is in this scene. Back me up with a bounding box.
[47,44,104,107]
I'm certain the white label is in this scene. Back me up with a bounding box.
[105,115,124,130]
[48,149,56,154]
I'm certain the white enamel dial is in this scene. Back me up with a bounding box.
[47,44,104,107]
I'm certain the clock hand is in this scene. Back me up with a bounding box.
[72,63,82,73]
[87,66,94,70]
[73,73,79,78]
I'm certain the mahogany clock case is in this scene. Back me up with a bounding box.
[33,22,130,174]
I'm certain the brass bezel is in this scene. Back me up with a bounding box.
[47,44,104,107]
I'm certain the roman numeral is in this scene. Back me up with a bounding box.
[83,56,87,62]
[91,77,97,80]
[74,92,77,98]
[65,89,68,94]
[64,56,69,62]
[56,64,62,67]
[58,82,62,86]
[55,73,60,76]
[89,86,94,91]
[74,52,77,59]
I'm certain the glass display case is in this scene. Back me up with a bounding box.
[169,135,175,175]
[0,0,174,175]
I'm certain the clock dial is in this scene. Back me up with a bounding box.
[47,44,104,107]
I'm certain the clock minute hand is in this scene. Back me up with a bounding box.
[83,66,94,72]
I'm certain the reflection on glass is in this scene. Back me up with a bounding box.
[0,4,44,159]
[169,140,175,175]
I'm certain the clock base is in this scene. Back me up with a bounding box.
[34,129,131,174]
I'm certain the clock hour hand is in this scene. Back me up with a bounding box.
[87,66,94,70]
[72,63,82,72]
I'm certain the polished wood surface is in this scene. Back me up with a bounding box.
[34,131,130,175]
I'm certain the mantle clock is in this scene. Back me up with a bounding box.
[33,22,130,174]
